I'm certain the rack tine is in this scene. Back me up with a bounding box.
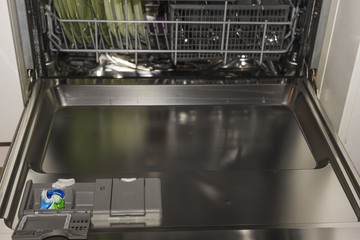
[162,22,170,50]
[95,21,99,62]
[153,22,161,50]
[259,20,268,64]
[72,31,78,49]
[135,22,138,65]
[60,24,69,49]
[80,28,87,49]
[174,19,179,65]
[163,13,170,50]
[88,22,96,48]
[118,31,124,50]
[220,1,228,53]
[124,0,129,50]
[145,22,152,50]
[224,20,230,64]
[108,28,115,49]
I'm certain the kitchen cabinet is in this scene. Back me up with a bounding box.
[0,0,23,143]
[317,0,360,172]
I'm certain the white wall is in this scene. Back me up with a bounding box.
[0,1,23,142]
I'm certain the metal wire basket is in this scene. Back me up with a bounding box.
[170,2,292,63]
[45,0,297,65]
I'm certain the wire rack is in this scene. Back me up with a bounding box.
[46,0,298,65]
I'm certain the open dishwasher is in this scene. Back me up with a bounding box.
[2,0,360,239]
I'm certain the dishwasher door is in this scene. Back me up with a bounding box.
[1,78,360,240]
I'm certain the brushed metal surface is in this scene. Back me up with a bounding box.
[158,166,355,226]
[39,105,316,174]
[1,79,360,239]
[85,228,360,240]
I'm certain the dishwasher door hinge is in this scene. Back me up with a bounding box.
[308,68,318,94]
[25,69,36,105]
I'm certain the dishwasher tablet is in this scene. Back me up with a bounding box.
[40,189,65,210]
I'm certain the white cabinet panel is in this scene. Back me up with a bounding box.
[338,43,360,170]
[343,140,360,176]
[338,43,360,140]
[0,1,23,142]
[318,1,360,171]
[0,147,9,167]
[319,0,360,131]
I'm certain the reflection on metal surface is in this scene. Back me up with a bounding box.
[70,53,283,78]
[88,53,165,78]
[85,228,360,240]
[266,29,279,46]
[159,166,355,226]
[38,105,316,174]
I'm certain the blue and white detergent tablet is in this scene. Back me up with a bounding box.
[40,189,65,210]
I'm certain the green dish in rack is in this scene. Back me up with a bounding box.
[66,0,94,45]
[121,0,136,38]
[55,0,147,48]
[104,0,136,45]
[53,0,76,45]
[112,0,126,38]
[112,0,147,42]
[104,0,120,41]
[91,0,111,45]
[132,0,147,41]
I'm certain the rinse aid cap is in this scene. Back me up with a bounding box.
[52,178,76,188]
[120,178,137,183]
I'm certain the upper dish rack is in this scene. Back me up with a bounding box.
[45,0,299,65]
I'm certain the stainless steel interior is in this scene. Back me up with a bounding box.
[30,85,318,173]
[0,79,355,229]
